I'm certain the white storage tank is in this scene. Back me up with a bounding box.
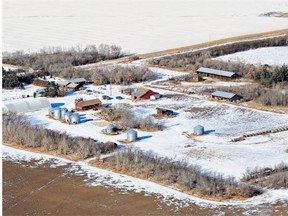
[53,107,61,120]
[48,107,54,117]
[65,112,72,123]
[60,107,68,119]
[106,124,117,133]
[70,113,80,124]
[127,129,137,142]
[194,125,204,135]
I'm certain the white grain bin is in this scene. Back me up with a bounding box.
[127,129,137,142]
[106,124,117,133]
[53,108,61,120]
[64,112,72,123]
[70,113,80,124]
[194,125,204,135]
[60,107,68,119]
[48,107,54,117]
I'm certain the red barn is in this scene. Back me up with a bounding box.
[131,88,159,101]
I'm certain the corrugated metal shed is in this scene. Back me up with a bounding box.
[212,91,236,99]
[57,80,71,86]
[67,83,80,88]
[72,78,86,83]
[197,67,236,77]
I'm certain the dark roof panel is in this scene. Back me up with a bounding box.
[212,90,237,99]
[197,67,236,77]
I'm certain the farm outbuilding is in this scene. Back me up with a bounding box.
[67,83,80,91]
[71,78,86,86]
[156,108,174,118]
[70,113,80,124]
[194,125,204,135]
[75,99,102,111]
[212,90,243,102]
[106,124,117,133]
[196,67,238,80]
[131,88,159,101]
[127,129,138,142]
[2,98,50,114]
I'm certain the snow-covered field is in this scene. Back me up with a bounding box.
[3,0,288,54]
[215,46,288,66]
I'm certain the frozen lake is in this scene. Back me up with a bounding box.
[3,0,288,54]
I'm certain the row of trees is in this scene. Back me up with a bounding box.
[100,103,163,131]
[2,67,50,89]
[106,147,262,198]
[242,162,288,189]
[90,66,157,85]
[2,113,116,159]
[2,44,123,72]
[149,35,288,73]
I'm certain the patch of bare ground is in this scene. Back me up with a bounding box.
[242,101,288,114]
[261,12,288,18]
[3,141,82,162]
[2,161,199,216]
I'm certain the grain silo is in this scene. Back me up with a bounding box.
[127,129,137,142]
[64,112,72,123]
[106,124,117,133]
[48,108,55,117]
[70,113,80,124]
[60,107,68,119]
[194,125,204,135]
[53,107,61,120]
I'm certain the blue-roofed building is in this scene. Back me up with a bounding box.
[212,90,243,102]
[196,67,238,80]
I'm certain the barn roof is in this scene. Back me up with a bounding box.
[72,78,86,83]
[212,90,237,99]
[67,83,80,88]
[76,99,102,108]
[57,80,71,86]
[132,91,145,97]
[196,67,236,77]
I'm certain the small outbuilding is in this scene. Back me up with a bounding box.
[127,129,138,142]
[75,98,102,111]
[211,90,243,102]
[194,125,204,135]
[106,124,117,133]
[156,108,174,118]
[71,78,86,86]
[67,83,81,91]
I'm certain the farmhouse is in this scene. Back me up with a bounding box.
[75,98,102,111]
[212,90,243,102]
[131,88,159,101]
[196,67,238,80]
[156,108,174,118]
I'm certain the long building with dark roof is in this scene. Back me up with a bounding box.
[196,67,238,80]
[212,90,243,102]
